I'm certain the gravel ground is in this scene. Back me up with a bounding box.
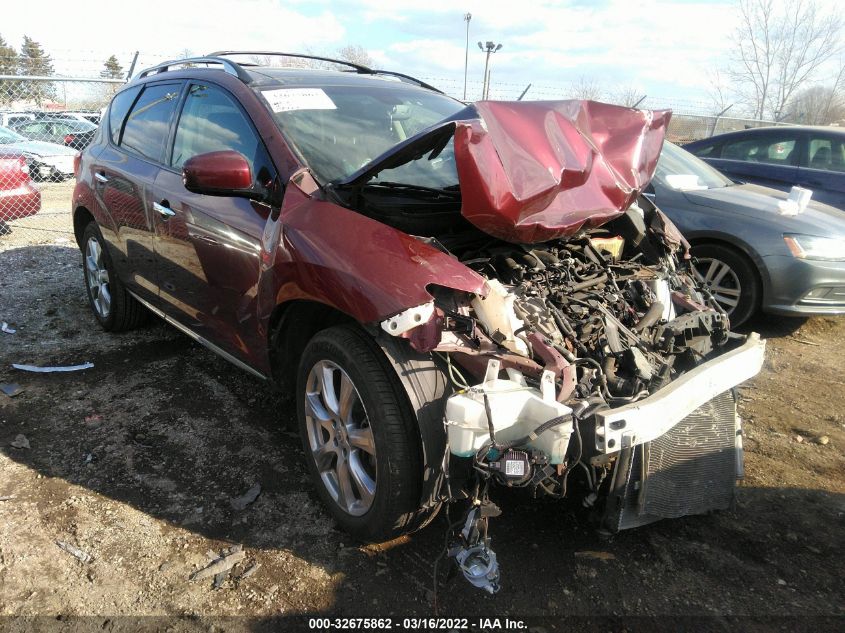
[0,241,843,632]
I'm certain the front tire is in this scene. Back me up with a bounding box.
[81,222,146,332]
[296,325,426,542]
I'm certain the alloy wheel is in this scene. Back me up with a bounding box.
[85,237,111,318]
[303,360,377,516]
[693,257,741,314]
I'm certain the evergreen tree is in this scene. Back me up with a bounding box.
[19,35,55,106]
[101,55,123,80]
[0,35,17,105]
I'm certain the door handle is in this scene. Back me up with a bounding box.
[94,172,109,183]
[153,201,176,219]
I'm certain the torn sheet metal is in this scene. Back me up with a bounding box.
[454,101,671,243]
[12,362,94,373]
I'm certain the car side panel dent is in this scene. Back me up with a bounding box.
[260,181,486,331]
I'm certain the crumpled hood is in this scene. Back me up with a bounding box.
[456,101,671,243]
[337,100,671,244]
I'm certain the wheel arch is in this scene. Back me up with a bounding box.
[73,205,95,249]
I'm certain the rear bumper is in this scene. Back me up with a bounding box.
[594,333,766,454]
[0,184,41,220]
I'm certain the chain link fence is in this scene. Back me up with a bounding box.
[2,70,789,248]
[0,76,121,249]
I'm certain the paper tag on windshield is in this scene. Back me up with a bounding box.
[262,88,336,113]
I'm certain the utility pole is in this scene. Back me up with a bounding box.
[463,13,472,101]
[477,41,502,100]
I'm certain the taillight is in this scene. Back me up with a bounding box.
[64,134,75,145]
[0,156,30,188]
[73,152,82,179]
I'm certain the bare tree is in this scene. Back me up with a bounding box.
[569,76,603,101]
[336,44,373,68]
[608,85,644,107]
[787,84,844,123]
[707,69,735,115]
[729,0,842,120]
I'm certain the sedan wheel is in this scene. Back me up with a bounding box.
[691,243,760,328]
[693,257,741,314]
[304,360,377,516]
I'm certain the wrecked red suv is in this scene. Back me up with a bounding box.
[73,52,765,594]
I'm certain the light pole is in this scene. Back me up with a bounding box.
[477,41,502,100]
[463,13,472,101]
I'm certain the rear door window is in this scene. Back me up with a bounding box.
[721,132,799,165]
[806,136,845,172]
[120,82,183,163]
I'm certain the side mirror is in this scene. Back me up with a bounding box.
[182,150,258,199]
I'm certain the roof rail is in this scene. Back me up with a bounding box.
[133,56,253,83]
[209,51,443,93]
[209,51,372,73]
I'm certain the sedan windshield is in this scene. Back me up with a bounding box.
[654,142,733,190]
[0,126,27,144]
[262,81,466,184]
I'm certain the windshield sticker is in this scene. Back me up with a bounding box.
[262,88,336,113]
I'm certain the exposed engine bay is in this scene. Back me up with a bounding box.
[378,196,766,595]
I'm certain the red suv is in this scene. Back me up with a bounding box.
[73,52,765,593]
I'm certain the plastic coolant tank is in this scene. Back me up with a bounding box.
[446,378,573,463]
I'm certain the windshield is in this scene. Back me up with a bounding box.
[654,141,733,190]
[0,126,27,144]
[262,82,465,184]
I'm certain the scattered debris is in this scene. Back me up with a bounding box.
[777,578,787,586]
[0,383,24,397]
[213,570,229,589]
[56,540,94,564]
[12,362,94,373]
[1,322,16,334]
[10,434,30,450]
[83,453,96,465]
[574,550,616,561]
[815,435,830,445]
[0,496,15,502]
[794,435,804,443]
[190,549,245,582]
[230,483,261,510]
[788,337,821,347]
[84,414,103,424]
[239,561,261,580]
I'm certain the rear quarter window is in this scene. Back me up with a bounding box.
[108,86,142,145]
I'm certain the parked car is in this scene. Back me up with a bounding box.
[645,142,845,326]
[72,53,766,593]
[10,117,97,150]
[0,147,41,223]
[38,110,101,125]
[683,126,845,211]
[0,111,36,128]
[0,125,77,181]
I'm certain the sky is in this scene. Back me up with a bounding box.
[1,0,841,113]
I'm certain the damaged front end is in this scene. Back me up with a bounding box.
[335,100,765,594]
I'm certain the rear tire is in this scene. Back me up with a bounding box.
[691,243,760,328]
[81,221,147,332]
[296,325,429,542]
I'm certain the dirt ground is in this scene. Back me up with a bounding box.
[0,241,843,632]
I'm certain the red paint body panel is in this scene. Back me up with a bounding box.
[0,152,41,221]
[454,100,671,243]
[265,184,486,325]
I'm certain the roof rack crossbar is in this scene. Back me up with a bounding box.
[370,70,443,94]
[133,56,253,83]
[209,51,373,74]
